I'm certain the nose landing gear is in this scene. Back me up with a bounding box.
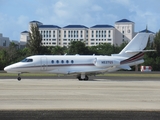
[17,73,21,81]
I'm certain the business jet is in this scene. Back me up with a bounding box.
[4,33,154,81]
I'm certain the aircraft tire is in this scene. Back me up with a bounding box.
[17,77,21,81]
[84,75,89,81]
[77,75,89,81]
[77,76,82,81]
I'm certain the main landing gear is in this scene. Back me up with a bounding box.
[77,74,89,81]
[17,73,21,81]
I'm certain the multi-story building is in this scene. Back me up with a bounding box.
[39,25,61,46]
[0,33,25,48]
[0,33,10,47]
[61,25,88,46]
[115,19,135,45]
[89,25,115,46]
[20,19,152,47]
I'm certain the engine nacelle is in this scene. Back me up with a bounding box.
[94,58,120,68]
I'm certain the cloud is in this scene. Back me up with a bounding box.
[0,0,160,41]
[91,5,103,11]
[0,12,29,40]
[110,0,130,6]
[17,15,29,27]
[109,0,160,32]
[36,0,93,26]
[53,1,69,18]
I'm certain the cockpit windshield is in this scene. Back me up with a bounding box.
[21,58,33,62]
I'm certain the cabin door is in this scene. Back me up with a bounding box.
[41,57,47,70]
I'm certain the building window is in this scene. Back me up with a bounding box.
[64,31,66,37]
[92,31,94,37]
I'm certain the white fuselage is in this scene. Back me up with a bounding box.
[4,55,130,74]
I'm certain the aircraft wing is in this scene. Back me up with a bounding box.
[67,65,131,75]
[68,69,105,74]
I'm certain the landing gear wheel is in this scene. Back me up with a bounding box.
[84,75,89,81]
[17,77,21,81]
[77,76,82,81]
[77,75,89,81]
[17,73,21,81]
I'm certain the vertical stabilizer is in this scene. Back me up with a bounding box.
[113,33,151,57]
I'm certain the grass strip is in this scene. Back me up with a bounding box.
[1,72,160,78]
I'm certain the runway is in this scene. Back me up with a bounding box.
[0,77,160,119]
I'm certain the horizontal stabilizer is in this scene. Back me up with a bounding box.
[118,65,131,70]
[125,50,156,53]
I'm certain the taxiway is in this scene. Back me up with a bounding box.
[0,78,160,110]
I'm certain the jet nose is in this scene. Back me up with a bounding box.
[4,64,20,73]
[4,65,16,73]
[4,66,10,72]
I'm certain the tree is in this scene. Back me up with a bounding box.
[51,46,67,55]
[0,42,20,69]
[142,31,160,71]
[68,41,89,55]
[0,48,8,69]
[7,42,19,63]
[153,30,160,55]
[27,23,43,55]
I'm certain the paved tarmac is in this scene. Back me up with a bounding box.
[0,77,160,119]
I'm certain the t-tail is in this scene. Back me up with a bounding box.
[113,33,153,57]
[111,33,155,71]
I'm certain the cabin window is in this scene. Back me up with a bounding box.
[61,60,64,63]
[66,60,69,64]
[21,58,33,62]
[56,60,59,63]
[71,60,74,64]
[51,60,54,64]
[27,59,33,62]
[21,59,27,62]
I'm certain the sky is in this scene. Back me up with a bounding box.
[0,0,160,41]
